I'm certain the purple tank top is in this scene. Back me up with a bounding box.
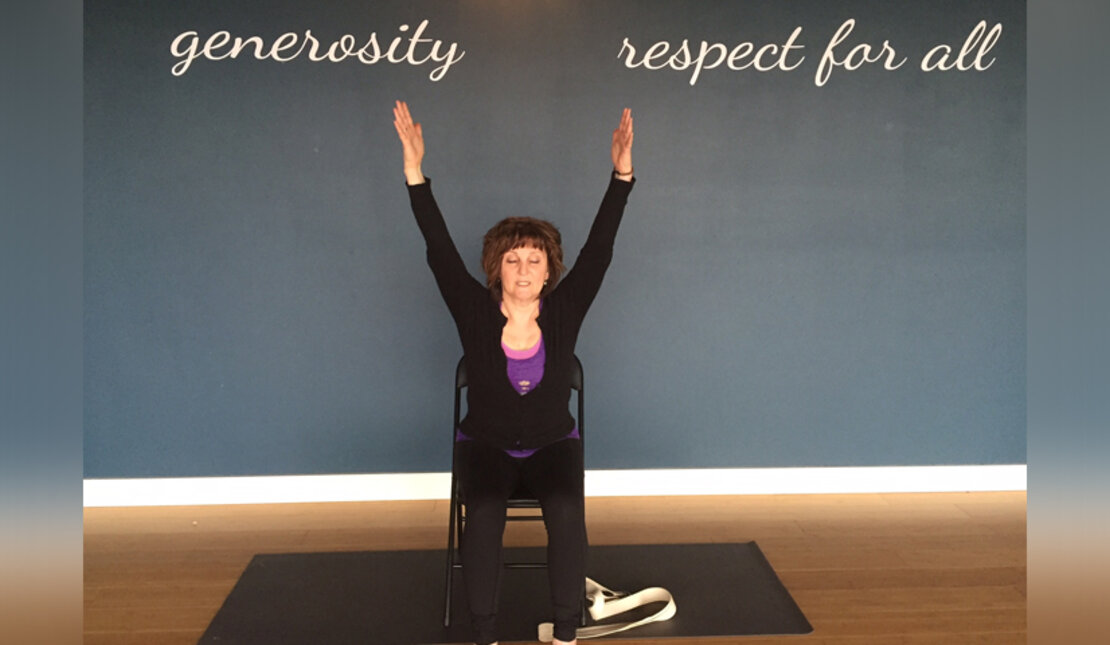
[503,336,545,394]
[455,334,579,458]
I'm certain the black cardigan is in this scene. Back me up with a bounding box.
[407,175,634,450]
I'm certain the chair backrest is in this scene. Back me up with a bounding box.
[453,355,585,439]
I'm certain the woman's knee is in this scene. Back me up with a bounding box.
[464,493,510,525]
[540,491,585,530]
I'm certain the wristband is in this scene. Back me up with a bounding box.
[614,167,634,178]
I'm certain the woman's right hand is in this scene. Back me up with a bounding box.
[392,100,426,185]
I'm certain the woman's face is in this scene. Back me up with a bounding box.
[500,244,549,302]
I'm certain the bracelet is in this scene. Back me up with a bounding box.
[614,167,634,178]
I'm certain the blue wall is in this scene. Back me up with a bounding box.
[84,0,1025,477]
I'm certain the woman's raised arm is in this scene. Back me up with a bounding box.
[394,100,484,318]
[548,108,636,316]
[393,100,426,185]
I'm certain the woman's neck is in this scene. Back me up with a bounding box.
[500,295,541,351]
[500,294,540,324]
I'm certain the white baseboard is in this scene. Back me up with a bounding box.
[83,464,1026,507]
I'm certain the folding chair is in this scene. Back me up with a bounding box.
[443,354,585,627]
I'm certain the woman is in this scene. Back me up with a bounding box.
[393,100,634,645]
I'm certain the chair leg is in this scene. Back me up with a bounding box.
[444,483,459,627]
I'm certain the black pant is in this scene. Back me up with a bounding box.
[456,436,586,644]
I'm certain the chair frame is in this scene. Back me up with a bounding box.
[443,355,585,627]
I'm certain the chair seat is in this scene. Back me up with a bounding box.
[456,481,539,506]
[459,484,541,513]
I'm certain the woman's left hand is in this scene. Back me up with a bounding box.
[611,108,634,179]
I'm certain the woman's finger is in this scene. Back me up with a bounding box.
[394,100,413,128]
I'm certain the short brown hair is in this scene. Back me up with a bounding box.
[481,217,565,300]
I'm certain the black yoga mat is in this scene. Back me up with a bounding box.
[199,542,812,644]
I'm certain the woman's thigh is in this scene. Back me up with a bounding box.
[456,439,520,504]
[519,438,585,502]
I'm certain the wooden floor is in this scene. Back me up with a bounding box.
[84,492,1025,644]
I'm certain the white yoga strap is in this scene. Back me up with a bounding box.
[537,577,676,641]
